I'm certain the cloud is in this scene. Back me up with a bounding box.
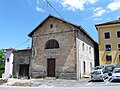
[36,0,45,13]
[56,0,98,11]
[61,0,85,11]
[36,6,46,13]
[107,0,120,11]
[87,0,98,4]
[37,0,40,4]
[94,18,102,21]
[94,7,106,17]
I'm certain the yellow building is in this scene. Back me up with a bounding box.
[95,19,120,67]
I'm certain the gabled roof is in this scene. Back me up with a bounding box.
[28,14,80,37]
[95,19,120,26]
[28,14,95,43]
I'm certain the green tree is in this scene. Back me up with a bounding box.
[0,49,5,78]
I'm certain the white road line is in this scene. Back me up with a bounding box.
[86,82,92,85]
[105,81,110,85]
[106,78,113,85]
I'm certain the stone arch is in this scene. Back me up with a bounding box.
[45,39,59,49]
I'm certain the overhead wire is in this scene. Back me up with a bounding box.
[15,1,63,49]
[45,0,64,20]
[14,39,30,48]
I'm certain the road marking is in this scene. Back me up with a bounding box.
[86,82,92,85]
[106,78,113,85]
[105,81,110,85]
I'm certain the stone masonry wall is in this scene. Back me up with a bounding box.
[13,49,31,78]
[30,17,77,79]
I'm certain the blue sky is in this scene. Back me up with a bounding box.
[0,0,120,49]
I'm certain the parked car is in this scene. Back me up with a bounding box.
[103,65,115,74]
[94,66,104,70]
[94,65,115,76]
[91,69,108,81]
[110,68,120,81]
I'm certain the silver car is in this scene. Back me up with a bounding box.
[91,69,108,81]
[110,68,120,81]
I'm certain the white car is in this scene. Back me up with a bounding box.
[91,69,108,81]
[110,68,120,81]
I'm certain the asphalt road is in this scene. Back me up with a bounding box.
[0,86,120,90]
[1,79,120,90]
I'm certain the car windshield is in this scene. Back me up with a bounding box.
[105,66,115,72]
[113,69,120,73]
[92,71,101,75]
[94,66,104,70]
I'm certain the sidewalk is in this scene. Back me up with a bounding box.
[1,78,91,87]
[3,78,20,86]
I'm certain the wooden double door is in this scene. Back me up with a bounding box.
[47,58,56,77]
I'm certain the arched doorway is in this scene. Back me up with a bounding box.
[45,39,59,77]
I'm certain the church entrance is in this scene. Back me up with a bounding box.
[47,58,55,77]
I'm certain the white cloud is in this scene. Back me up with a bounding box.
[36,6,45,13]
[36,0,45,13]
[56,0,98,11]
[37,0,40,4]
[87,0,98,4]
[94,18,102,21]
[94,7,106,17]
[61,0,85,11]
[107,0,120,11]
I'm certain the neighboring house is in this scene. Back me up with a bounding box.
[13,48,31,79]
[95,18,120,67]
[2,48,15,78]
[28,15,97,80]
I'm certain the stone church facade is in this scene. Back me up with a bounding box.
[26,15,97,80]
